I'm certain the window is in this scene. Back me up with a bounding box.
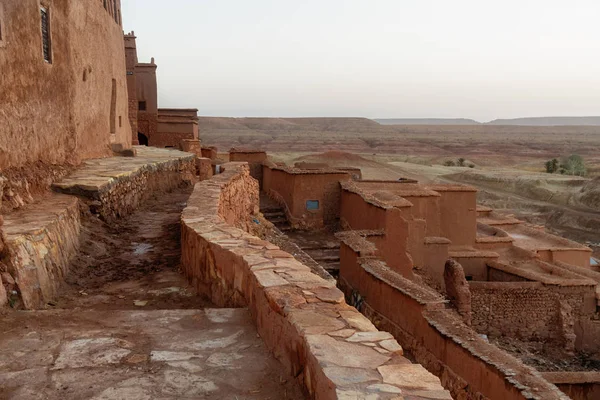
[110,79,117,133]
[119,116,122,128]
[465,275,473,281]
[306,200,320,211]
[103,0,107,10]
[138,101,147,111]
[40,7,51,63]
[0,3,5,45]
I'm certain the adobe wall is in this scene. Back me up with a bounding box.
[263,165,350,229]
[0,0,131,171]
[542,372,600,400]
[135,63,158,142]
[181,162,450,399]
[337,250,570,400]
[229,151,267,187]
[201,147,218,160]
[150,108,200,148]
[469,281,596,343]
[432,187,477,246]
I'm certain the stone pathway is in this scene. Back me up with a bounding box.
[0,186,304,399]
[0,309,303,400]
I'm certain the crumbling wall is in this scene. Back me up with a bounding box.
[2,195,80,309]
[229,151,267,187]
[469,281,596,346]
[444,259,472,325]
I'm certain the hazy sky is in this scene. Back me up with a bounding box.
[122,0,600,122]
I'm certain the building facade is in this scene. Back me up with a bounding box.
[0,0,132,172]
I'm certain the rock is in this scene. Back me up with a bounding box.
[444,259,472,326]
[379,339,403,355]
[339,310,378,332]
[377,364,445,391]
[328,329,356,338]
[306,335,390,369]
[323,366,381,386]
[367,383,403,394]
[346,331,393,343]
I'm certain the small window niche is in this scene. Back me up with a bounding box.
[138,101,147,111]
[0,3,6,48]
[40,6,52,63]
[306,200,320,211]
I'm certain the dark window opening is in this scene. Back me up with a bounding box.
[109,79,117,133]
[40,7,51,63]
[138,132,148,146]
[465,275,473,281]
[103,0,107,10]
[306,200,320,211]
[138,101,147,111]
[119,116,122,128]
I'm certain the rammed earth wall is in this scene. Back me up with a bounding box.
[181,162,452,400]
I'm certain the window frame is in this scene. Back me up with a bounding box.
[306,200,320,212]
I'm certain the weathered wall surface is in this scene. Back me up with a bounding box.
[229,151,267,187]
[431,187,477,246]
[0,0,131,171]
[53,148,196,221]
[337,243,570,400]
[181,162,452,400]
[263,165,350,229]
[2,195,80,309]
[470,281,596,345]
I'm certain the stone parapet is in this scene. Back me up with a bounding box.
[2,194,80,309]
[181,162,451,400]
[52,146,196,221]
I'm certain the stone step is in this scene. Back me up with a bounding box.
[312,255,341,262]
[263,211,285,218]
[267,216,287,224]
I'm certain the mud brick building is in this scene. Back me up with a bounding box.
[124,32,199,149]
[0,0,132,173]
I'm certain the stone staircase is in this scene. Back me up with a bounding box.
[297,243,341,277]
[262,207,292,232]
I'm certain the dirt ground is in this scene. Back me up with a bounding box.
[55,187,213,311]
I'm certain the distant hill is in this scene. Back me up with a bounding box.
[376,118,480,125]
[198,117,380,131]
[486,117,600,126]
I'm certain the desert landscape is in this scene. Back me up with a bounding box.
[201,117,600,259]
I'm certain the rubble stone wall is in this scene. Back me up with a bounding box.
[54,155,195,221]
[2,195,80,309]
[469,281,596,344]
[181,162,451,400]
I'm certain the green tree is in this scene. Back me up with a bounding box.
[457,158,466,167]
[560,154,586,176]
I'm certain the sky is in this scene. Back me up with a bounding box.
[121,0,600,122]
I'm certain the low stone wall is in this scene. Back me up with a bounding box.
[1,194,80,309]
[181,162,451,400]
[337,247,569,400]
[53,147,196,221]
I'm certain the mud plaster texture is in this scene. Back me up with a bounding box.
[181,162,451,400]
[0,308,305,400]
[0,1,131,171]
[52,146,196,221]
[337,244,570,400]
